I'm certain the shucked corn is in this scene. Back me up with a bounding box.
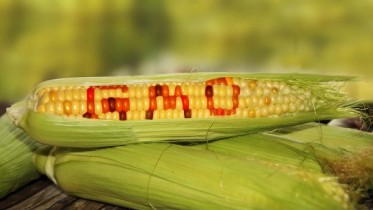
[7,72,358,147]
[36,77,314,120]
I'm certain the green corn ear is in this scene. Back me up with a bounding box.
[8,72,358,147]
[0,114,40,198]
[33,143,352,210]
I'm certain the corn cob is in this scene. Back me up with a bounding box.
[33,144,351,210]
[0,114,40,198]
[8,72,357,147]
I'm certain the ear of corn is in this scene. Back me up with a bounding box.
[8,72,358,147]
[264,122,373,154]
[33,143,351,210]
[0,114,40,198]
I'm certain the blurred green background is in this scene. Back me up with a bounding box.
[0,0,372,102]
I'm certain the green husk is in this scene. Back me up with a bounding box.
[263,123,373,197]
[8,72,358,148]
[0,114,40,198]
[34,143,351,210]
[199,123,373,207]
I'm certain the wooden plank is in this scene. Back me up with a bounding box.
[7,184,64,210]
[0,178,50,209]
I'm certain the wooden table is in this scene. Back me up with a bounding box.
[0,177,130,210]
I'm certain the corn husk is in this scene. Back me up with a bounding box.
[33,143,351,210]
[8,72,358,148]
[0,114,40,198]
[200,123,373,207]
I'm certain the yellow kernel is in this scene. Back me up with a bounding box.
[63,101,72,115]
[169,84,175,96]
[40,92,50,104]
[50,91,58,102]
[220,97,227,109]
[112,111,120,120]
[256,108,262,118]
[200,97,207,109]
[159,110,166,119]
[45,102,55,114]
[249,109,256,118]
[179,83,185,94]
[281,104,289,113]
[172,110,179,118]
[226,85,233,96]
[261,107,269,117]
[283,95,290,104]
[79,101,87,114]
[105,112,112,120]
[242,87,252,96]
[204,109,210,118]
[248,80,257,89]
[143,97,150,110]
[55,101,64,115]
[130,98,138,111]
[289,103,297,113]
[176,97,183,110]
[108,89,116,98]
[153,110,159,119]
[115,88,122,98]
[271,87,279,94]
[263,87,271,95]
[187,85,195,96]
[57,89,65,101]
[226,98,233,110]
[251,95,259,106]
[72,88,80,100]
[71,101,80,115]
[102,89,109,99]
[133,111,140,120]
[194,97,201,109]
[135,86,142,98]
[36,104,46,113]
[219,85,227,97]
[258,97,265,107]
[139,110,146,120]
[98,113,105,119]
[94,88,102,100]
[235,108,242,117]
[156,96,163,110]
[199,84,206,96]
[242,109,249,118]
[122,91,129,98]
[95,100,103,115]
[238,97,246,108]
[137,98,144,111]
[245,96,252,108]
[128,86,136,98]
[213,96,220,108]
[197,109,204,118]
[268,104,275,115]
[189,96,195,109]
[232,77,241,86]
[80,88,87,100]
[264,96,272,105]
[255,87,263,96]
[192,109,198,118]
[276,95,284,104]
[141,86,148,98]
[126,111,133,120]
[166,109,173,119]
[62,88,72,102]
[275,105,282,115]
